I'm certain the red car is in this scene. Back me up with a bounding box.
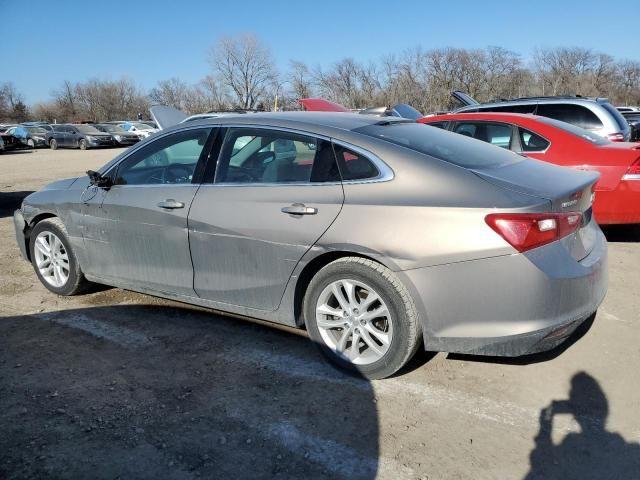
[419,113,640,225]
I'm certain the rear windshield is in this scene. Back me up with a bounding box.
[535,117,610,145]
[601,102,631,131]
[354,122,522,169]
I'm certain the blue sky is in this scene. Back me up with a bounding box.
[3,0,639,104]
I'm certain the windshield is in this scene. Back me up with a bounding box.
[354,122,522,169]
[75,125,101,134]
[535,117,610,145]
[133,123,151,130]
[601,102,631,132]
[26,127,47,135]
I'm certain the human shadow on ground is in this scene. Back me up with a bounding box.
[0,304,379,480]
[524,372,640,480]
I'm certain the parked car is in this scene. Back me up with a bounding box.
[94,124,140,146]
[452,92,632,142]
[13,112,607,379]
[0,129,31,152]
[117,122,158,139]
[298,98,424,119]
[619,110,640,142]
[617,106,640,113]
[5,125,48,148]
[419,112,640,225]
[47,124,114,150]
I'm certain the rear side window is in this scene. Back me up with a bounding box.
[536,104,603,130]
[518,128,550,152]
[333,144,379,180]
[355,122,522,169]
[216,128,339,184]
[453,122,513,149]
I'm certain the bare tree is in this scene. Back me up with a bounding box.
[149,78,189,110]
[288,60,314,101]
[209,34,278,109]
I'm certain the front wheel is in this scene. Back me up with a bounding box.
[30,218,92,296]
[303,257,421,379]
[79,139,88,150]
[27,139,35,148]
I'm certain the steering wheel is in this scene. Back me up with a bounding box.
[227,165,257,182]
[161,164,193,184]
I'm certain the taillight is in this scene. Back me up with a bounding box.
[622,157,640,180]
[606,132,625,142]
[485,212,583,253]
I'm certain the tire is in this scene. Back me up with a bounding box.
[79,139,88,150]
[49,139,58,150]
[303,257,421,379]
[27,139,35,149]
[30,218,92,296]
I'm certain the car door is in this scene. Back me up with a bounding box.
[80,126,215,295]
[57,126,72,146]
[188,126,344,311]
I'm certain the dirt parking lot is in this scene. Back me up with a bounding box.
[1,147,639,479]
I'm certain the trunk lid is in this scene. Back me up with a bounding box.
[150,105,188,130]
[472,159,600,261]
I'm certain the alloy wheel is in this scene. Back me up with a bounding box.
[315,279,393,365]
[33,231,70,288]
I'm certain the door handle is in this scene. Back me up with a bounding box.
[157,199,185,209]
[281,203,317,215]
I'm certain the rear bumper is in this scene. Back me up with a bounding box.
[594,180,640,224]
[13,209,29,261]
[399,227,608,356]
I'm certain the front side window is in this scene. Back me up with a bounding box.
[518,128,550,152]
[453,122,513,149]
[114,128,212,186]
[215,128,339,184]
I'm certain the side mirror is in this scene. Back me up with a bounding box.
[87,170,113,189]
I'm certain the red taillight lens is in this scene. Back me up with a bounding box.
[623,157,640,180]
[606,133,625,142]
[485,212,583,253]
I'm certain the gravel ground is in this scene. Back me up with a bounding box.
[1,147,639,479]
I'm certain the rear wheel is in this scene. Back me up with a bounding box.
[30,218,92,296]
[49,139,58,150]
[303,257,421,379]
[27,139,35,148]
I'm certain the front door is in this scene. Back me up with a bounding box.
[189,126,344,311]
[81,126,214,295]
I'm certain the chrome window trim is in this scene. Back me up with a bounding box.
[622,174,640,181]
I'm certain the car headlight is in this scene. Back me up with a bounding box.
[114,135,122,141]
[34,136,45,141]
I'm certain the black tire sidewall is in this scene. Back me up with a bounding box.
[30,220,81,296]
[304,261,413,379]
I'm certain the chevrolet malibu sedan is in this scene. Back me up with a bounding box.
[14,113,607,379]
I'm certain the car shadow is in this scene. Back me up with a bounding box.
[0,190,34,219]
[601,224,640,242]
[446,313,595,366]
[0,304,380,480]
[524,372,640,479]
[0,149,34,155]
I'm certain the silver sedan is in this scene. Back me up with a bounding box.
[14,113,607,379]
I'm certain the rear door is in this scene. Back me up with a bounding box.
[189,126,344,311]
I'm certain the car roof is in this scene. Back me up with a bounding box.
[423,112,540,123]
[177,111,409,133]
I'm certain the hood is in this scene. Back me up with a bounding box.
[42,177,79,191]
[150,105,188,130]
